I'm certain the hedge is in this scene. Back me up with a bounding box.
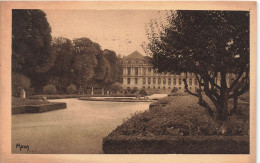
[102,135,249,154]
[29,94,136,99]
[12,102,67,114]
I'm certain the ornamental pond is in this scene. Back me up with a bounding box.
[12,98,151,154]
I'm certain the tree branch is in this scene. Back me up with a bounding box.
[183,76,199,97]
[198,96,215,118]
[203,77,221,109]
[228,82,249,99]
[207,71,221,90]
[184,74,215,118]
[228,66,246,92]
[208,77,221,100]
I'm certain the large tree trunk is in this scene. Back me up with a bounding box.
[183,77,215,118]
[217,96,229,120]
[212,72,229,121]
[197,90,215,118]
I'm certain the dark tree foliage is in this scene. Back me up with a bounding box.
[48,37,74,93]
[12,10,123,95]
[72,38,99,90]
[139,88,147,97]
[103,49,123,83]
[94,53,107,82]
[12,72,31,97]
[145,10,249,120]
[110,82,123,94]
[94,51,113,89]
[12,9,53,92]
[72,38,122,92]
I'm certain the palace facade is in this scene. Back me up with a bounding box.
[121,51,198,93]
[121,51,235,94]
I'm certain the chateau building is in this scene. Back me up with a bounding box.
[121,51,235,94]
[121,51,198,93]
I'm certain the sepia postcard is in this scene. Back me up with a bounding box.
[0,1,256,163]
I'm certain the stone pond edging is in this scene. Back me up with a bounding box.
[102,135,249,154]
[29,94,136,100]
[12,102,67,114]
[79,97,154,102]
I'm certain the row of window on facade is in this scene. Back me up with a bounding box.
[128,86,198,90]
[126,67,153,75]
[126,67,198,77]
[127,77,197,86]
[126,68,236,79]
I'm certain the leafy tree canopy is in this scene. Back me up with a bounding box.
[145,10,249,120]
[12,9,53,91]
[48,37,74,93]
[104,49,123,84]
[72,38,122,91]
[72,38,99,89]
[12,10,123,95]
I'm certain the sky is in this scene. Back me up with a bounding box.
[44,9,167,56]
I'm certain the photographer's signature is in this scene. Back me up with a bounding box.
[16,143,29,152]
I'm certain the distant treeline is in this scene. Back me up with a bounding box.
[12,9,122,96]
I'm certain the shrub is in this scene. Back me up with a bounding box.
[67,84,77,94]
[26,87,35,96]
[153,97,172,105]
[126,87,131,94]
[43,84,57,95]
[111,82,123,94]
[139,89,147,97]
[171,87,179,93]
[221,101,249,136]
[110,104,219,137]
[12,73,31,97]
[107,95,249,140]
[131,87,139,94]
[221,116,249,136]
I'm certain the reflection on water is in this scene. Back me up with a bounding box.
[12,99,151,154]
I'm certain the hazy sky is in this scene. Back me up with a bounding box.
[44,10,167,56]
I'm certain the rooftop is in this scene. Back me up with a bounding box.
[124,51,145,60]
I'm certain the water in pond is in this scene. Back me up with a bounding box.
[12,98,151,154]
